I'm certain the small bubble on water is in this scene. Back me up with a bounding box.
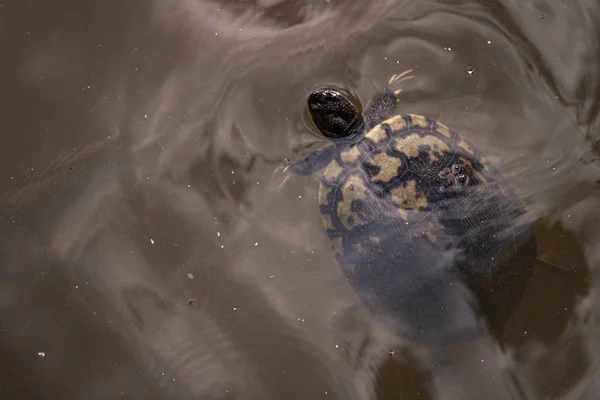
[38,352,46,357]
[540,14,545,19]
[187,273,194,280]
[487,40,491,44]
[255,242,258,246]
[149,238,155,244]
[466,67,476,76]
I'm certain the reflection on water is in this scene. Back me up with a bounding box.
[1,0,600,399]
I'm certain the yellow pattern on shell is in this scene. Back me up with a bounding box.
[408,114,429,128]
[369,152,403,183]
[389,180,428,220]
[364,125,388,144]
[385,115,407,131]
[420,221,442,244]
[422,228,437,244]
[337,174,370,230]
[340,146,362,164]
[321,214,335,230]
[435,122,452,138]
[323,159,344,182]
[457,157,474,172]
[391,134,450,162]
[331,236,344,255]
[369,236,381,245]
[479,156,489,170]
[457,137,475,156]
[475,171,488,184]
[318,185,332,206]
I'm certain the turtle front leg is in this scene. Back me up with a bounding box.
[284,144,340,176]
[365,69,415,128]
[365,88,399,128]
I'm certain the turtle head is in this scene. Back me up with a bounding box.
[281,89,364,178]
[307,89,364,141]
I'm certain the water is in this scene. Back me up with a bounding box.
[1,0,599,399]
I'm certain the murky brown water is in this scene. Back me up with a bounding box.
[2,0,600,399]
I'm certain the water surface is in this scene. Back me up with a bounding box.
[1,0,600,399]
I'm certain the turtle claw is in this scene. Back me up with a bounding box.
[271,163,293,188]
[388,69,415,85]
[388,69,415,103]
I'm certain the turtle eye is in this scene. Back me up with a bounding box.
[451,164,462,174]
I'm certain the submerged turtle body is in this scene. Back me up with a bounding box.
[318,113,534,341]
[291,72,536,343]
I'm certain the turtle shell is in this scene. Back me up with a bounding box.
[318,114,535,342]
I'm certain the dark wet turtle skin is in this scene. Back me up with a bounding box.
[290,78,536,343]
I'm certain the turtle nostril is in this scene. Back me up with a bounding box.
[309,92,320,101]
[309,102,323,111]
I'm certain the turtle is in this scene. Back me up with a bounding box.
[286,70,536,344]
